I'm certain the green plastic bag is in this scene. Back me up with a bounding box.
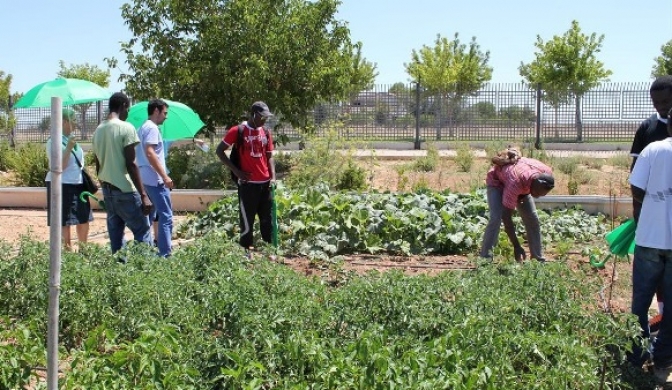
[590,218,635,268]
[605,218,636,256]
[271,184,278,248]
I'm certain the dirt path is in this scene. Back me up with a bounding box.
[0,209,188,248]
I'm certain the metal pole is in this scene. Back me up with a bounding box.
[535,83,542,150]
[414,81,421,150]
[47,97,63,390]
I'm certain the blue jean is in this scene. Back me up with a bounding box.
[479,186,543,260]
[102,187,151,253]
[146,183,173,257]
[630,245,672,367]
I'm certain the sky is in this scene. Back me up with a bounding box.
[1,0,671,95]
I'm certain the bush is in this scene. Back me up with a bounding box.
[0,140,12,171]
[411,143,439,172]
[166,144,232,189]
[336,161,367,191]
[454,145,474,172]
[273,151,294,179]
[286,126,371,190]
[6,143,48,186]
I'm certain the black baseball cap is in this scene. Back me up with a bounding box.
[251,101,273,117]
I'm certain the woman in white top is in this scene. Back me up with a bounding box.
[45,109,93,250]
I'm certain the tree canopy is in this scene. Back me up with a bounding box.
[110,0,376,132]
[518,20,612,106]
[0,71,18,141]
[404,33,492,98]
[652,39,672,78]
[56,61,111,139]
[518,20,611,140]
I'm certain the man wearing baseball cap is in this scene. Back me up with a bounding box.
[216,101,276,254]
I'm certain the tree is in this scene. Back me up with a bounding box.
[404,33,492,138]
[0,71,19,146]
[519,20,612,141]
[110,0,376,139]
[57,61,111,139]
[652,39,672,78]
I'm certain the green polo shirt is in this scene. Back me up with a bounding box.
[92,118,140,193]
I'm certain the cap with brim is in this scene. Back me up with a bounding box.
[251,101,273,117]
[537,173,555,189]
[62,108,76,122]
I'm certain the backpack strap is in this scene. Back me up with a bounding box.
[236,124,245,148]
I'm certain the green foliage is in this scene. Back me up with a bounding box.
[568,178,579,195]
[609,153,632,170]
[182,186,609,260]
[273,151,294,178]
[57,61,111,140]
[57,60,110,87]
[336,161,367,191]
[113,0,376,132]
[519,20,611,140]
[5,143,48,186]
[0,233,644,389]
[405,33,492,97]
[0,318,44,389]
[411,143,439,172]
[652,39,672,78]
[499,105,536,123]
[0,140,12,171]
[285,128,371,191]
[166,144,232,189]
[555,156,579,175]
[454,144,474,172]
[519,20,612,103]
[0,70,18,136]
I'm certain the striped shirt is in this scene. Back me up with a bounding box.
[486,157,553,209]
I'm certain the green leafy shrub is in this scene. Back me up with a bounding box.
[181,186,609,259]
[5,143,48,186]
[273,151,294,179]
[336,161,367,191]
[454,144,474,172]
[412,143,439,172]
[166,144,232,189]
[0,233,645,389]
[286,127,371,190]
[555,156,579,175]
[0,140,12,171]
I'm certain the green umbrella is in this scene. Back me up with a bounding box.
[126,99,205,140]
[13,78,111,108]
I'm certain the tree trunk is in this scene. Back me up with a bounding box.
[575,95,583,142]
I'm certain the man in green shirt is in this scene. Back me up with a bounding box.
[92,92,152,255]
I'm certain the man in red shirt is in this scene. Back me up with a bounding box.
[479,152,554,262]
[216,101,276,250]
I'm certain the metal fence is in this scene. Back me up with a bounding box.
[4,82,654,146]
[3,101,108,144]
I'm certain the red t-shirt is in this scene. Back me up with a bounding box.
[223,122,274,183]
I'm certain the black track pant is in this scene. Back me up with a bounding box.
[238,182,272,249]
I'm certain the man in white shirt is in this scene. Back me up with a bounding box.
[629,106,672,385]
[135,99,173,257]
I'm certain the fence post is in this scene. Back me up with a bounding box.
[96,101,103,125]
[414,81,421,150]
[535,83,542,150]
[7,95,15,148]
